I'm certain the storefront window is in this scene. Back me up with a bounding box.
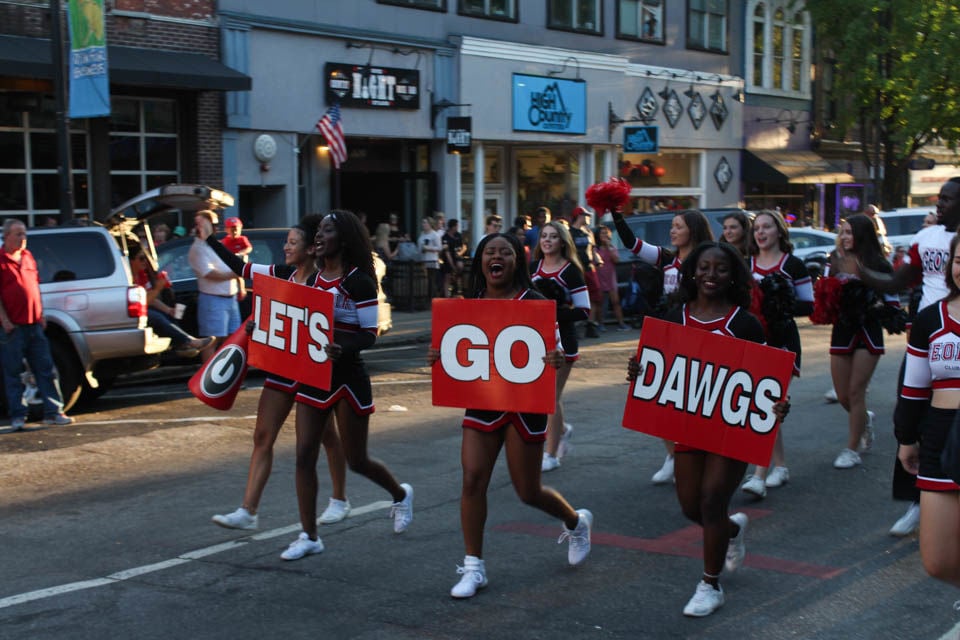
[619,151,702,212]
[516,148,580,218]
[109,97,179,205]
[459,147,503,185]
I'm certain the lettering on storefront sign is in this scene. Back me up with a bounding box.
[447,116,472,154]
[624,126,658,153]
[325,63,420,110]
[512,74,586,135]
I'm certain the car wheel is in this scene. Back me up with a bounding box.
[50,339,83,413]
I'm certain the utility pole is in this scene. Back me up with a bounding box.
[50,0,75,222]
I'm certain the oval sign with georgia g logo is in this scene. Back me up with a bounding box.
[201,344,247,399]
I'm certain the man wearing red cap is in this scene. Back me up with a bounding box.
[222,217,252,301]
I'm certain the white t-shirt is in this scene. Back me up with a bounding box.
[905,224,953,311]
[418,229,442,268]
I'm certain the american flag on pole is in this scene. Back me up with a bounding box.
[317,104,347,168]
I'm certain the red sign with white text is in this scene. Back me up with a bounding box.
[431,299,557,414]
[248,274,334,391]
[622,317,795,466]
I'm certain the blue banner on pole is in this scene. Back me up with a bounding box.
[67,0,110,119]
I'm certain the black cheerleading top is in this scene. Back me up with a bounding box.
[751,253,814,374]
[530,258,589,358]
[895,300,960,445]
[663,304,766,344]
[612,213,683,295]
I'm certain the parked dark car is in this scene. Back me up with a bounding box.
[155,229,392,345]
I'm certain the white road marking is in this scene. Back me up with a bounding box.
[71,415,258,426]
[0,500,394,610]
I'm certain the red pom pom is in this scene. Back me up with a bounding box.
[585,178,632,214]
[810,276,842,325]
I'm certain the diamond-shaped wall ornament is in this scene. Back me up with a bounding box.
[635,87,659,123]
[710,92,728,130]
[687,92,706,130]
[662,89,683,129]
[714,156,733,193]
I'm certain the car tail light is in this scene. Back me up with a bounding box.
[127,286,147,318]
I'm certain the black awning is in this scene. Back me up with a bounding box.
[742,149,855,185]
[0,35,251,92]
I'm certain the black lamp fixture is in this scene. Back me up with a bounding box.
[683,76,701,98]
[658,73,677,100]
[546,56,581,80]
[755,108,812,134]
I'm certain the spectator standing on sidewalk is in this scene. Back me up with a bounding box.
[188,210,241,362]
[0,219,73,431]
[442,219,467,297]
[418,216,442,300]
[221,217,252,303]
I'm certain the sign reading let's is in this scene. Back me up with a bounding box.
[622,318,795,466]
[512,74,586,135]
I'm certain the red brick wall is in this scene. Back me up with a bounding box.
[0,1,226,189]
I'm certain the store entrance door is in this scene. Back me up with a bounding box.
[339,171,437,236]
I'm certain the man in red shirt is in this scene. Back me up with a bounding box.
[221,217,251,301]
[0,219,74,432]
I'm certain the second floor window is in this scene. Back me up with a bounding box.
[687,0,727,53]
[548,0,601,34]
[459,0,516,20]
[748,0,810,96]
[618,0,664,43]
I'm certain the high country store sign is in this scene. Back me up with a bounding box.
[325,63,420,109]
[512,74,586,135]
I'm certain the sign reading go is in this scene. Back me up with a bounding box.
[431,298,557,414]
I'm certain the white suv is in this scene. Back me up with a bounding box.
[879,207,935,250]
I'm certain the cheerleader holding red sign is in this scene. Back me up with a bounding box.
[626,242,790,618]
[428,232,593,599]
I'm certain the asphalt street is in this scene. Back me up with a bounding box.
[1,317,959,639]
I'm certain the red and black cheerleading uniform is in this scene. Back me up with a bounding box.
[612,213,683,297]
[530,259,590,362]
[663,304,766,454]
[462,288,562,442]
[895,300,960,491]
[751,253,813,376]
[206,237,379,415]
[824,258,899,356]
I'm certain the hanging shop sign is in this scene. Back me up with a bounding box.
[446,116,472,154]
[512,74,586,135]
[325,62,420,109]
[623,126,658,153]
[714,156,733,193]
[710,93,728,130]
[687,92,706,130]
[662,89,683,129]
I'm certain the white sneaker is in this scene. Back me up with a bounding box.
[318,498,351,525]
[280,532,324,560]
[833,448,862,469]
[859,410,876,452]
[652,454,675,484]
[683,581,725,617]
[725,512,748,572]
[391,483,414,533]
[824,388,838,403]
[450,556,488,598]
[541,453,560,472]
[765,466,790,488]
[558,508,593,566]
[741,475,767,498]
[889,502,921,537]
[211,507,258,530]
[557,423,573,459]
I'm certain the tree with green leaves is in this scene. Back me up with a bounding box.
[802,0,960,206]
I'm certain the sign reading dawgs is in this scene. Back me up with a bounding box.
[431,299,557,414]
[247,274,335,391]
[622,317,795,466]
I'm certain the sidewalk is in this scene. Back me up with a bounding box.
[375,307,432,348]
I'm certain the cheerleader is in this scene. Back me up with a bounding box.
[721,211,752,260]
[612,209,715,484]
[896,233,960,587]
[740,210,813,498]
[627,242,789,617]
[827,214,898,470]
[428,232,593,599]
[206,215,352,531]
[202,211,413,560]
[531,221,590,472]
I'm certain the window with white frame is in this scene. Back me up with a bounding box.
[459,0,516,20]
[746,0,810,96]
[108,98,179,206]
[618,0,664,43]
[548,0,601,34]
[687,0,727,52]
[0,94,90,223]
